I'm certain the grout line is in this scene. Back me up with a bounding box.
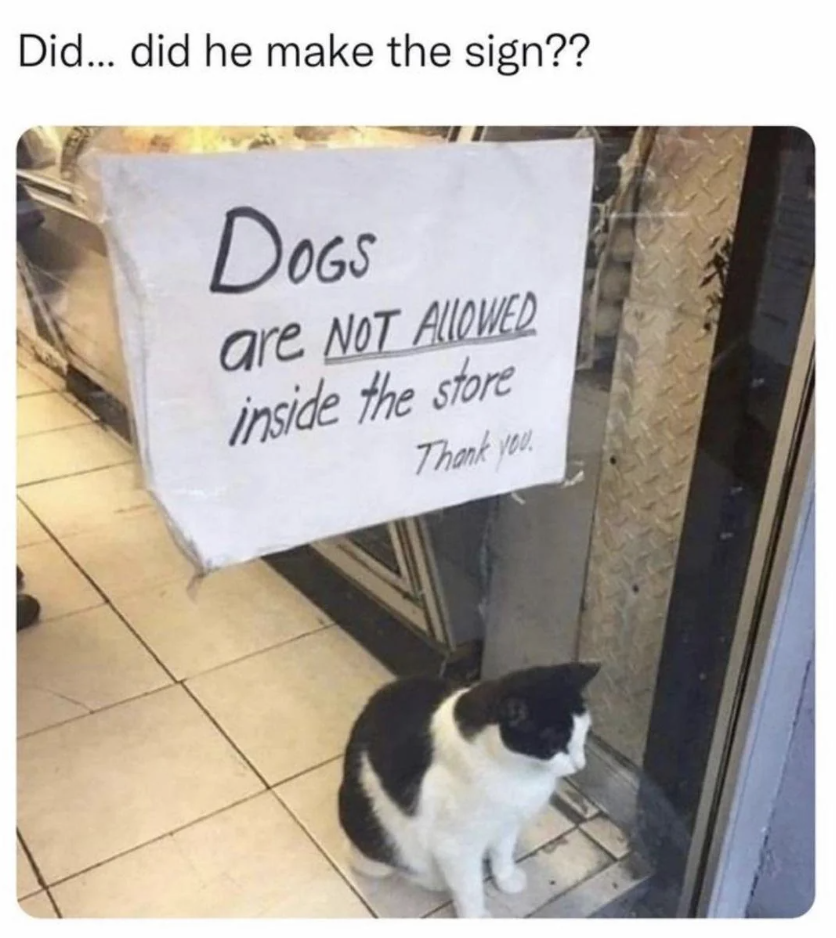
[179,682,273,789]
[550,795,593,827]
[17,420,99,441]
[181,622,335,682]
[16,507,180,684]
[16,505,342,746]
[16,682,179,741]
[526,852,624,919]
[15,388,70,402]
[16,831,51,902]
[16,600,107,630]
[16,388,57,398]
[15,387,75,400]
[421,824,619,918]
[38,789,272,892]
[423,819,590,918]
[421,896,454,918]
[267,757,579,919]
[30,753,391,905]
[18,683,92,714]
[15,623,337,741]
[565,776,609,814]
[17,418,123,440]
[44,887,63,918]
[517,820,581,864]
[16,463,135,496]
[579,818,631,864]
[17,459,134,489]
[19,500,336,654]
[16,516,298,795]
[424,828,622,919]
[552,780,602,824]
[270,787,378,919]
[270,753,343,789]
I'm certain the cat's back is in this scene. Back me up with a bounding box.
[346,675,457,809]
[339,675,458,867]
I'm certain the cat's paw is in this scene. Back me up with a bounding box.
[494,867,528,895]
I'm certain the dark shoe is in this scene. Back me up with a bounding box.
[17,594,40,631]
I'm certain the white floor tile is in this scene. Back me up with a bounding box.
[17,682,88,737]
[557,779,601,820]
[19,355,66,390]
[428,829,610,918]
[581,816,631,860]
[500,829,610,916]
[17,605,172,737]
[17,685,262,884]
[52,793,369,918]
[17,392,90,437]
[17,423,133,485]
[17,365,51,397]
[20,463,154,538]
[277,760,445,918]
[516,803,576,860]
[277,759,578,919]
[530,856,644,918]
[115,561,330,679]
[16,502,51,548]
[18,892,57,918]
[187,629,391,784]
[59,512,196,599]
[17,840,40,899]
[16,541,103,622]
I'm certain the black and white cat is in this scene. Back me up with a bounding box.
[338,662,600,918]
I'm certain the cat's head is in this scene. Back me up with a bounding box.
[493,662,600,774]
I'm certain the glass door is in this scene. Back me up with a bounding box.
[469,124,814,916]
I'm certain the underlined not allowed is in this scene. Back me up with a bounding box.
[324,329,538,365]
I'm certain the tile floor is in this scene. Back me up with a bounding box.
[16,347,629,918]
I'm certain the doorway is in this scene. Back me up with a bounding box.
[312,521,449,645]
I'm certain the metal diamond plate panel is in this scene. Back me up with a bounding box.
[578,127,752,767]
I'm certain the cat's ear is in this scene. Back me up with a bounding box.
[565,662,601,690]
[499,696,529,728]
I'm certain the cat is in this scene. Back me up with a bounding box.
[338,661,600,918]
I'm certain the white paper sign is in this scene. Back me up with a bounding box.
[96,139,594,571]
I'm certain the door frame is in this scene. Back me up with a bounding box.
[680,278,814,915]
[312,519,450,645]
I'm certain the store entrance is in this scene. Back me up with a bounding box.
[16,123,815,917]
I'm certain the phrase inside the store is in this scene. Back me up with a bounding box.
[212,207,537,477]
